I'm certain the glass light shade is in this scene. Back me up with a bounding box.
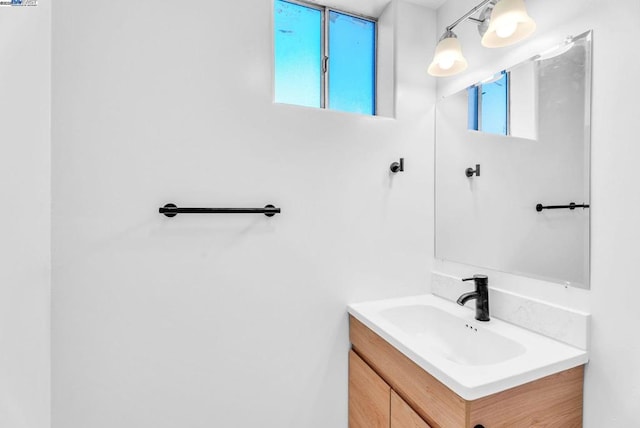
[428,36,468,77]
[481,0,536,48]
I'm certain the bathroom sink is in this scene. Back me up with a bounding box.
[348,295,588,400]
[379,305,526,366]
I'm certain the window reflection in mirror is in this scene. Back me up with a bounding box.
[467,62,538,140]
[468,71,509,136]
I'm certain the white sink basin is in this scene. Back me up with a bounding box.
[379,305,526,366]
[348,294,588,400]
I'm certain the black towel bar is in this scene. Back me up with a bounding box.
[159,204,281,218]
[536,202,590,212]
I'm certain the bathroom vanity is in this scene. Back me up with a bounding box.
[348,295,587,428]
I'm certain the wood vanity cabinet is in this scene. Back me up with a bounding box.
[349,350,431,428]
[349,315,585,428]
[391,390,431,428]
[349,350,390,428]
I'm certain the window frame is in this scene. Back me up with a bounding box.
[275,0,378,114]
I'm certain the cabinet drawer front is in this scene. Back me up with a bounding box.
[350,316,466,428]
[391,390,432,428]
[349,350,391,428]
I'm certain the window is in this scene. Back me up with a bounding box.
[274,0,323,108]
[468,71,509,136]
[274,0,376,115]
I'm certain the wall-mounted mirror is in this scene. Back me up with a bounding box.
[435,31,592,289]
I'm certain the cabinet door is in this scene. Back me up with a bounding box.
[391,390,431,428]
[349,350,390,428]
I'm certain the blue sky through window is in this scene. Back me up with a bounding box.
[468,72,509,135]
[274,0,376,115]
[480,72,508,135]
[274,0,322,108]
[328,11,376,115]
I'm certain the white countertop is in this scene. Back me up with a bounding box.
[348,294,589,400]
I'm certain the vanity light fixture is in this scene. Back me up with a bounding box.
[481,0,536,48]
[427,30,468,77]
[428,0,536,77]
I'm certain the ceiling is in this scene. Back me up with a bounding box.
[406,0,448,9]
[304,0,447,18]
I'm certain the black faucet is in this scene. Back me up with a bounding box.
[457,275,490,322]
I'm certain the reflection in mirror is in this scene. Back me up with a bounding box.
[468,71,510,136]
[435,31,592,289]
[467,58,539,140]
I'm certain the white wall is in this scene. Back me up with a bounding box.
[51,1,436,427]
[435,0,640,426]
[0,2,51,428]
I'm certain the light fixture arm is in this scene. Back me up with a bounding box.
[445,0,494,32]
